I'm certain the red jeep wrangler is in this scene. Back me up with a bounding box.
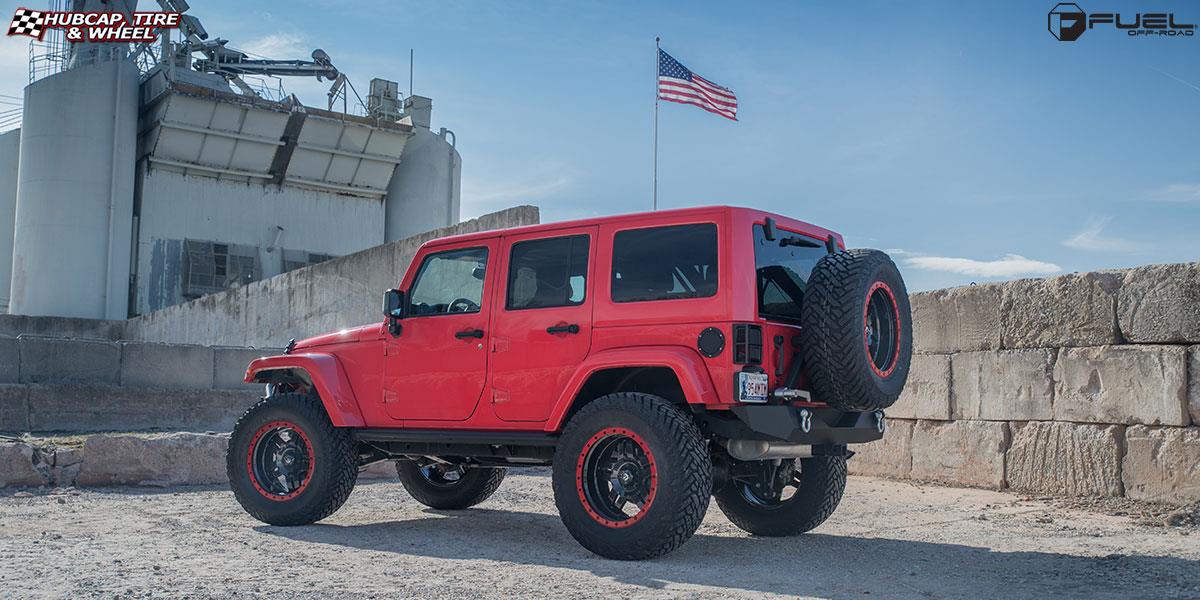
[228,206,911,560]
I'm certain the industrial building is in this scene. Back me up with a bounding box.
[0,0,461,319]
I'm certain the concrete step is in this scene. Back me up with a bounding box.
[0,432,395,489]
[1,384,262,434]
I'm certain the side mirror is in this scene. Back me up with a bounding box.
[763,217,777,241]
[382,288,405,319]
[383,289,404,336]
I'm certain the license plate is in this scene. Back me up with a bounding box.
[737,372,770,403]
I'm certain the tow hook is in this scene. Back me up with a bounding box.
[799,408,812,433]
[874,411,886,434]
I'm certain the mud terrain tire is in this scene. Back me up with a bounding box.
[396,461,506,510]
[552,393,711,560]
[227,392,357,526]
[714,456,847,536]
[800,248,912,411]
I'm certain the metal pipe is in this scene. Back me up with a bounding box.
[444,129,456,227]
[293,141,400,163]
[103,60,129,319]
[772,387,811,401]
[281,176,387,198]
[159,120,285,145]
[146,156,273,179]
[724,440,814,461]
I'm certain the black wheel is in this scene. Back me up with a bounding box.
[714,456,847,536]
[800,248,912,411]
[395,460,506,509]
[552,393,711,560]
[227,392,358,526]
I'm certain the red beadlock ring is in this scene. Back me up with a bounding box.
[863,281,901,378]
[245,420,315,502]
[575,427,658,529]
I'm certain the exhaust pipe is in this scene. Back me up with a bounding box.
[724,439,814,461]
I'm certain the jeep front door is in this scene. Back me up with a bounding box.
[490,228,595,422]
[383,242,496,421]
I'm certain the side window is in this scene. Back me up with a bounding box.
[408,247,489,316]
[506,235,589,310]
[611,223,718,303]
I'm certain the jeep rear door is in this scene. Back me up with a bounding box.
[489,226,597,422]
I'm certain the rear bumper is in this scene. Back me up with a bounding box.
[704,405,886,445]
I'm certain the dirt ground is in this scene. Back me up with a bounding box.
[1,470,1197,599]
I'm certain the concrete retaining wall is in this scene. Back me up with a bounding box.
[852,261,1200,506]
[123,206,539,348]
[0,315,124,340]
[0,433,394,488]
[0,336,277,433]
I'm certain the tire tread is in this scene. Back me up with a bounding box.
[227,393,357,526]
[552,393,711,560]
[714,456,847,536]
[396,461,506,510]
[800,249,910,411]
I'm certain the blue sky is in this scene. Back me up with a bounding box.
[2,0,1197,290]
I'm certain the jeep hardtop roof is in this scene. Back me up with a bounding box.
[423,205,844,250]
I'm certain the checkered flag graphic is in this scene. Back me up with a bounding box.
[8,8,46,39]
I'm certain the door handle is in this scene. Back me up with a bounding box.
[546,324,580,335]
[455,328,485,339]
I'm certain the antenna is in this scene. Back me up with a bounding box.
[409,49,414,97]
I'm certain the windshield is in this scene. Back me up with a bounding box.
[753,224,826,322]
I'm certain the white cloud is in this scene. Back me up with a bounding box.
[1149,67,1200,96]
[1061,217,1139,253]
[1149,183,1200,203]
[904,254,1061,278]
[235,33,309,59]
[460,165,577,221]
[463,174,572,205]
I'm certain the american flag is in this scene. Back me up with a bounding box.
[657,48,737,121]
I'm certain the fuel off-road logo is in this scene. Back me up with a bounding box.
[1048,3,1196,41]
[7,7,179,43]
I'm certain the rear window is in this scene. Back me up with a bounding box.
[611,223,718,303]
[754,224,825,321]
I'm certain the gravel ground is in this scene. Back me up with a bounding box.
[1,471,1197,599]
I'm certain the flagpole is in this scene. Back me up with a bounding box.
[653,36,660,211]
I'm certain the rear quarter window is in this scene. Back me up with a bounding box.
[754,224,825,321]
[611,223,718,303]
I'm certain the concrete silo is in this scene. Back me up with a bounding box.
[0,129,19,312]
[384,96,462,242]
[9,58,140,319]
[3,3,463,319]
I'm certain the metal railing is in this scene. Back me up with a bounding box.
[27,0,70,84]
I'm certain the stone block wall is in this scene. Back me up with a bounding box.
[851,262,1200,506]
[0,336,278,433]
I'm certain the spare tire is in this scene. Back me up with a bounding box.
[799,249,911,411]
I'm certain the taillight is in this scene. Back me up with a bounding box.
[731,324,763,365]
